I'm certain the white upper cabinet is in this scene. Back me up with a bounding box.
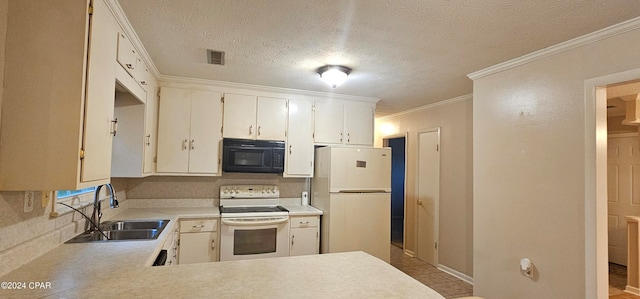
[344,101,375,145]
[256,97,287,140]
[117,31,137,77]
[222,94,256,139]
[143,80,159,174]
[157,87,223,174]
[313,101,345,144]
[284,99,314,177]
[223,94,287,141]
[313,100,375,146]
[0,0,118,190]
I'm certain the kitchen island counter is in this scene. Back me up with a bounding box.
[1,248,442,298]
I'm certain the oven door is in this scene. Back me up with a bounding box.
[220,216,290,261]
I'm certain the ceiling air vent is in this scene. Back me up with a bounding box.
[207,49,225,65]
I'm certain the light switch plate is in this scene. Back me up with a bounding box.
[24,191,34,213]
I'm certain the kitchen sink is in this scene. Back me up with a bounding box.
[100,219,169,231]
[66,219,170,243]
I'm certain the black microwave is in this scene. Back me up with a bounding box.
[222,138,285,173]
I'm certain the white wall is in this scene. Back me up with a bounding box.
[471,24,640,298]
[375,96,473,277]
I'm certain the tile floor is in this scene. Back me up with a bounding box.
[390,245,473,298]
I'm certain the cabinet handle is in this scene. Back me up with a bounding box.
[299,221,310,225]
[347,133,350,143]
[190,139,195,150]
[340,132,343,142]
[125,63,133,70]
[289,145,292,155]
[211,239,215,250]
[110,118,118,137]
[192,224,205,228]
[140,81,147,86]
[182,139,188,150]
[291,234,294,246]
[146,134,151,146]
[249,125,253,135]
[258,126,261,136]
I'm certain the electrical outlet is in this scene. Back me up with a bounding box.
[24,191,34,213]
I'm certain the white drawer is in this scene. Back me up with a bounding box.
[180,219,217,233]
[290,216,319,228]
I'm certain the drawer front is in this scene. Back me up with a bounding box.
[180,219,217,233]
[290,216,319,228]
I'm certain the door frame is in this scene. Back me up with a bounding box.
[384,132,409,250]
[585,67,640,298]
[415,127,441,265]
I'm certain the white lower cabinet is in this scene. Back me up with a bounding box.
[178,218,219,264]
[289,216,320,256]
[162,225,180,266]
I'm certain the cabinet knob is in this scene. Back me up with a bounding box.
[126,63,133,69]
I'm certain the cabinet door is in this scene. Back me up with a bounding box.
[116,31,137,76]
[157,87,191,173]
[189,90,222,173]
[285,99,314,177]
[256,97,287,140]
[223,93,256,139]
[81,0,118,182]
[143,79,158,174]
[344,102,374,145]
[290,227,319,256]
[313,101,344,144]
[179,232,217,264]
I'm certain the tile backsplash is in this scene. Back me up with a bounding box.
[125,173,308,199]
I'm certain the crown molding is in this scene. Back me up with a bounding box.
[104,0,161,79]
[159,75,381,103]
[377,93,472,120]
[468,16,640,80]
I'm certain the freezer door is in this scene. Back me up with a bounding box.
[328,147,391,192]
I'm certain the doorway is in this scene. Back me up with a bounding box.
[586,69,640,298]
[386,136,406,248]
[416,128,440,266]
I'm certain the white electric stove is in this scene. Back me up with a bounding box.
[219,185,290,261]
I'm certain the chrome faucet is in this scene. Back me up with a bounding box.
[90,184,119,233]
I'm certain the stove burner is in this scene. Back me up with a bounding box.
[220,206,289,214]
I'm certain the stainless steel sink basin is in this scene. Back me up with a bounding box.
[66,219,170,243]
[100,219,169,231]
[67,229,161,242]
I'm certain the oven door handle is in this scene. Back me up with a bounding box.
[222,217,288,226]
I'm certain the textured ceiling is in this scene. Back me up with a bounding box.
[118,0,640,116]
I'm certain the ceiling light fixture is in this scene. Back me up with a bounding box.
[317,65,351,88]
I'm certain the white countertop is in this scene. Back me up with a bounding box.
[0,205,442,298]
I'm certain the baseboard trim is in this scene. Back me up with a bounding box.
[625,285,640,296]
[403,249,415,258]
[437,264,474,285]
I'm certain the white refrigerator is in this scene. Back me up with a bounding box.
[312,146,391,263]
